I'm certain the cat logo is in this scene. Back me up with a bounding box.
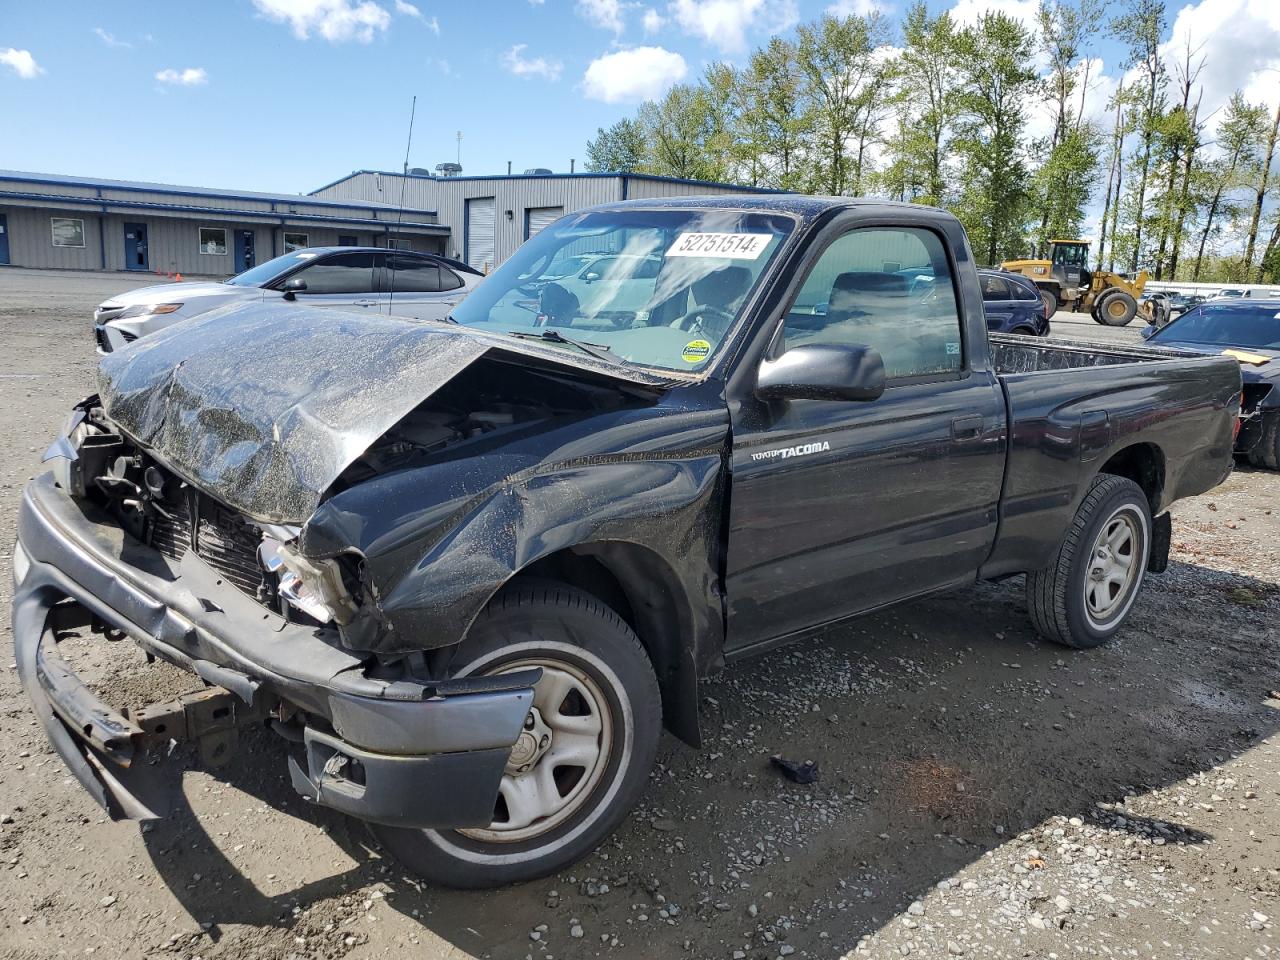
[750,440,831,463]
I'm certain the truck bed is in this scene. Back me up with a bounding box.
[989,332,1204,374]
[981,332,1241,582]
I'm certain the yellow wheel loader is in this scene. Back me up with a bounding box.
[1001,240,1154,327]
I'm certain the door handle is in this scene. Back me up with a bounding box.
[353,299,379,306]
[951,415,984,440]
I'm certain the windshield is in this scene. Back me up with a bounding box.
[1153,303,1280,350]
[224,250,323,287]
[449,209,794,372]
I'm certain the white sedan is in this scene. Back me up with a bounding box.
[93,247,483,353]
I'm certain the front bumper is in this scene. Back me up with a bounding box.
[11,472,536,829]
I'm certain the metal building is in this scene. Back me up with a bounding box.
[310,170,787,272]
[0,170,447,275]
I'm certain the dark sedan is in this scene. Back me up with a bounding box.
[1145,298,1280,468]
[979,269,1050,336]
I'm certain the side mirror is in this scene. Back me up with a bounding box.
[1140,323,1156,340]
[756,343,886,402]
[582,271,600,283]
[281,277,308,300]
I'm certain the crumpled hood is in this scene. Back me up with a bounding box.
[97,302,669,524]
[98,304,491,523]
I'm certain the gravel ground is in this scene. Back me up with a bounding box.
[0,268,1276,960]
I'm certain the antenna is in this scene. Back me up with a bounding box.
[387,95,417,313]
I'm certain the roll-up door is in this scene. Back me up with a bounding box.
[465,197,496,272]
[525,206,563,240]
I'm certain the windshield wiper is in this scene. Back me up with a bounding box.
[505,329,625,365]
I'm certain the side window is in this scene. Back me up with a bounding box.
[981,275,1010,301]
[296,252,378,294]
[784,227,963,380]
[1014,282,1039,301]
[385,256,442,293]
[438,266,464,291]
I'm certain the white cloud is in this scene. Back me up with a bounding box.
[826,0,883,15]
[393,0,438,31]
[1160,0,1280,120]
[643,7,664,31]
[252,0,392,43]
[93,27,132,49]
[0,48,44,79]
[582,45,687,102]
[502,43,563,81]
[155,67,209,85]
[578,0,628,35]
[668,0,798,54]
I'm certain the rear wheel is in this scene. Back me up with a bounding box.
[1039,287,1059,318]
[1097,290,1138,326]
[1027,475,1152,649]
[372,582,661,888]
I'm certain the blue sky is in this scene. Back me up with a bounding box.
[1,0,1277,201]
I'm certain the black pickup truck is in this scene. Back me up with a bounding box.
[13,196,1240,888]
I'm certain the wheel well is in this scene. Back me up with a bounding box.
[512,543,701,747]
[1099,443,1165,512]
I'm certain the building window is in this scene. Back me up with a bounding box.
[51,217,85,248]
[284,232,308,252]
[199,227,228,255]
[389,238,413,251]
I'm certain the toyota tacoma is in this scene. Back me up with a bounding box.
[13,197,1241,888]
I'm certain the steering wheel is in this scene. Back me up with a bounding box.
[673,304,736,338]
[538,282,579,326]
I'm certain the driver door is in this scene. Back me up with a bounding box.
[724,225,1006,653]
[287,251,382,310]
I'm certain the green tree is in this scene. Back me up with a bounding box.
[1110,0,1168,271]
[741,38,809,190]
[888,2,961,206]
[1192,92,1267,280]
[1241,100,1280,280]
[1032,0,1105,248]
[584,118,647,173]
[796,12,893,195]
[950,11,1039,264]
[636,84,729,182]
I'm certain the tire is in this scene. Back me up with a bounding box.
[1039,287,1059,318]
[1097,290,1138,326]
[1247,413,1280,470]
[372,581,662,889]
[1026,475,1153,649]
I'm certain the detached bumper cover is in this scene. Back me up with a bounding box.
[11,473,535,828]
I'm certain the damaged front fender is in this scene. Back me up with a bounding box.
[301,395,731,686]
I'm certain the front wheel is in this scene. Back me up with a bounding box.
[372,582,661,889]
[1097,290,1138,326]
[1026,475,1153,649]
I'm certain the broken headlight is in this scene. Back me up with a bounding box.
[259,538,359,625]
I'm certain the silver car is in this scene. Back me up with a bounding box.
[93,247,483,353]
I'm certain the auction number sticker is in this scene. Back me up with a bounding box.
[667,232,773,260]
[682,339,712,363]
